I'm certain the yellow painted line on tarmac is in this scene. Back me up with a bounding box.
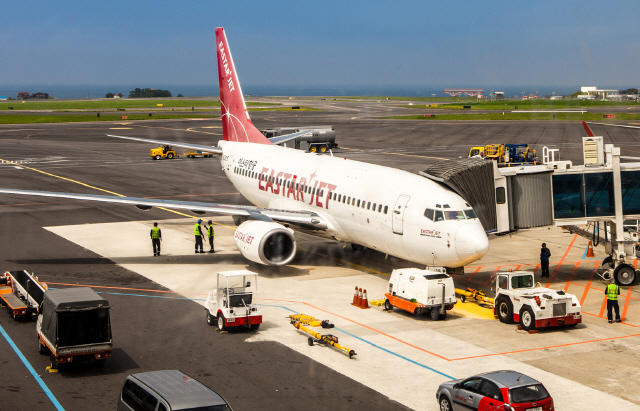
[0,157,235,228]
[109,127,132,130]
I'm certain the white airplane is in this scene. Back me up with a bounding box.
[0,27,489,269]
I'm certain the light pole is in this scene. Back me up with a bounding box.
[521,92,525,100]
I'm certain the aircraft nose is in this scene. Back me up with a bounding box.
[455,221,489,264]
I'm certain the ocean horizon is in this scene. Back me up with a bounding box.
[0,84,627,100]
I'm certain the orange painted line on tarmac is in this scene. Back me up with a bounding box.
[563,262,580,292]
[532,263,541,275]
[582,311,640,327]
[621,286,633,322]
[484,266,502,285]
[545,234,578,287]
[579,262,598,306]
[467,266,482,282]
[258,297,452,361]
[514,265,521,271]
[598,295,608,318]
[450,332,640,361]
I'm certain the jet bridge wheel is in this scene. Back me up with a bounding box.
[615,264,636,286]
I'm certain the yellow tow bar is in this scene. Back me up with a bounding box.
[455,287,494,305]
[288,314,357,359]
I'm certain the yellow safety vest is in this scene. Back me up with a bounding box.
[208,226,214,237]
[151,227,160,239]
[606,284,619,300]
[194,223,201,236]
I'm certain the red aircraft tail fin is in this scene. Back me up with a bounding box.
[215,27,271,144]
[582,121,595,137]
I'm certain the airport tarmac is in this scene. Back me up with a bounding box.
[1,101,640,410]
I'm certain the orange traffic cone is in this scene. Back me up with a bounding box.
[351,286,359,306]
[356,288,363,307]
[587,241,595,258]
[360,289,370,309]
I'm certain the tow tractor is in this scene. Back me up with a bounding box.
[0,270,47,320]
[492,270,581,331]
[150,145,178,160]
[384,268,456,321]
[204,270,262,332]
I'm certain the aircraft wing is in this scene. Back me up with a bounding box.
[106,134,223,154]
[0,188,328,228]
[268,130,315,145]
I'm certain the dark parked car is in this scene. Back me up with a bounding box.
[436,370,554,411]
[118,370,232,411]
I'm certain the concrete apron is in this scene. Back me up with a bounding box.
[45,218,640,411]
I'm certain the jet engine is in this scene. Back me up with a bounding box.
[234,220,296,266]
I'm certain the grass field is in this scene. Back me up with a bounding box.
[0,113,216,124]
[386,112,640,121]
[0,99,278,110]
[398,99,640,110]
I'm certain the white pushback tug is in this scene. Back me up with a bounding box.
[204,270,262,332]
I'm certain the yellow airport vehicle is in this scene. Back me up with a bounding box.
[289,314,356,359]
[150,145,178,160]
[468,146,485,158]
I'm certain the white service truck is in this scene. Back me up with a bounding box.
[204,270,262,332]
[492,271,582,331]
[384,267,457,321]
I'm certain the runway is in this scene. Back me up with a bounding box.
[1,100,640,410]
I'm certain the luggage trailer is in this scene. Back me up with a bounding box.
[0,270,47,319]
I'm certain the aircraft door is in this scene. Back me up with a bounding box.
[392,195,411,235]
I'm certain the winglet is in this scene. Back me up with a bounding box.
[215,27,271,145]
[582,121,595,137]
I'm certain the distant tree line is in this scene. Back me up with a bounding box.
[128,88,172,98]
[621,88,638,95]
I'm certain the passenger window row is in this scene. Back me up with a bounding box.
[232,167,389,214]
[328,191,388,214]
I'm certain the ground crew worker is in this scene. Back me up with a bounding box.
[150,222,162,256]
[605,279,621,323]
[194,219,205,253]
[207,220,215,253]
[540,243,551,278]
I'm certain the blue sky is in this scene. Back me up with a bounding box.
[2,1,639,88]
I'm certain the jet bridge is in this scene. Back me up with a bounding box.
[421,129,640,286]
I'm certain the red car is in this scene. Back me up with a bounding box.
[436,370,554,411]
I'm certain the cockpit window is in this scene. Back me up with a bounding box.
[464,209,477,219]
[434,210,444,221]
[424,208,434,221]
[444,210,466,220]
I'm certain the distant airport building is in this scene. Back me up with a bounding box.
[444,88,484,97]
[0,96,7,101]
[580,86,619,100]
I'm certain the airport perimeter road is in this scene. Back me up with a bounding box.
[1,108,640,410]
